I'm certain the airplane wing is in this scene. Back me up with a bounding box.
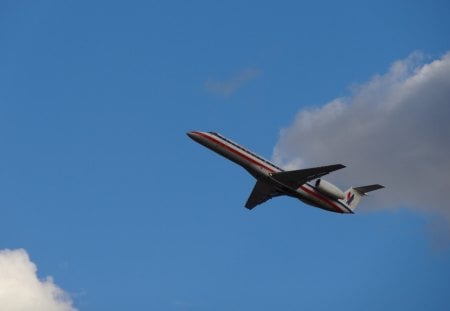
[271,164,345,189]
[245,180,281,210]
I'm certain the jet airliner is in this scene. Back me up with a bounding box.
[187,131,384,213]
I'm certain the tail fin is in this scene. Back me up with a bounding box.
[342,184,384,211]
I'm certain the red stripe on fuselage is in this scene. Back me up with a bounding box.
[195,131,348,213]
[195,132,280,173]
[299,184,347,213]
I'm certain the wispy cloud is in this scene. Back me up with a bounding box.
[205,67,261,96]
[273,51,450,223]
[0,248,77,311]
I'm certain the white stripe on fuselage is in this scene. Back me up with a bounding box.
[194,131,351,214]
[200,132,282,173]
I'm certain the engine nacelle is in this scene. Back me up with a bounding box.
[315,179,345,200]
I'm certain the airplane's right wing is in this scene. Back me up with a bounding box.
[245,180,281,210]
[271,164,345,189]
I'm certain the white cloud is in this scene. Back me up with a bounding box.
[0,249,77,311]
[205,67,260,96]
[274,51,450,221]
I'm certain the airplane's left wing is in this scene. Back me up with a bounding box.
[245,180,281,210]
[271,164,345,189]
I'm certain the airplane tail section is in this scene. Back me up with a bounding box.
[342,184,384,211]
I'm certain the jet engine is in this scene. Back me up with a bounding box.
[315,179,345,200]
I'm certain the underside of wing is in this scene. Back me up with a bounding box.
[245,180,281,210]
[271,164,345,189]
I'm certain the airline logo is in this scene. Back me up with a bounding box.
[346,192,355,205]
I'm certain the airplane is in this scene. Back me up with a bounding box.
[187,131,384,213]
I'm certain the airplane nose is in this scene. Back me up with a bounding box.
[187,131,201,141]
[187,131,195,139]
[187,131,203,143]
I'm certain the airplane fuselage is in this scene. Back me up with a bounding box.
[187,131,353,213]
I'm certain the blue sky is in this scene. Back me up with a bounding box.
[0,1,449,310]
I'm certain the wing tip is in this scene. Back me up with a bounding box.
[244,201,256,210]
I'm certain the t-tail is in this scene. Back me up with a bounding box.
[342,184,384,211]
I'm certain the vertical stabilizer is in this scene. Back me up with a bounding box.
[342,184,384,211]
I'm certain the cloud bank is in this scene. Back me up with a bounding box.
[274,52,450,220]
[205,67,260,96]
[0,249,77,311]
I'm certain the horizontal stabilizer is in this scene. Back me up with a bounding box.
[353,184,384,195]
[271,164,345,189]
